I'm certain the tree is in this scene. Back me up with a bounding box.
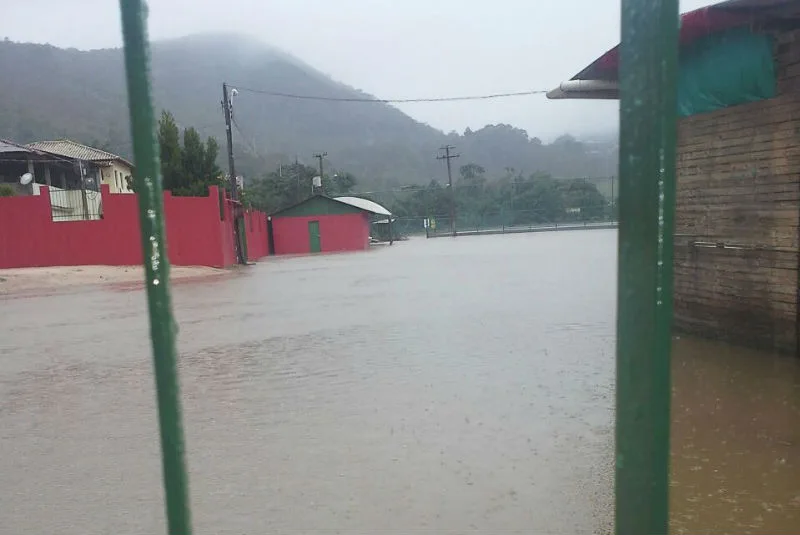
[559,178,607,221]
[328,172,356,195]
[459,163,485,181]
[175,127,222,196]
[158,110,183,193]
[131,111,224,196]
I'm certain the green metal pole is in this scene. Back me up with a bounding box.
[119,1,193,534]
[616,0,678,534]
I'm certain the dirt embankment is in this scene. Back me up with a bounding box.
[0,265,226,296]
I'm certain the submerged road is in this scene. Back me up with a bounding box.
[1,229,798,533]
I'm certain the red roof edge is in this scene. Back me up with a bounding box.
[572,4,764,81]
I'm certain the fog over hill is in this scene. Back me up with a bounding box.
[0,34,617,188]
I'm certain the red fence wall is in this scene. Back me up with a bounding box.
[243,209,269,261]
[0,185,269,269]
[272,213,370,255]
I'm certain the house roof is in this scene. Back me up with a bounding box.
[0,139,37,154]
[26,139,133,167]
[271,194,392,218]
[547,0,800,100]
[333,196,392,216]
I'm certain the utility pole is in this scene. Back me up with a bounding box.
[313,152,327,194]
[294,155,300,200]
[222,82,246,265]
[437,145,459,236]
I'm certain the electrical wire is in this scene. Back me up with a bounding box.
[232,86,548,103]
[231,116,260,156]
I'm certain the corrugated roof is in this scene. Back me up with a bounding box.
[26,140,133,167]
[334,196,392,216]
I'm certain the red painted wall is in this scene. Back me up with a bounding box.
[244,210,269,261]
[271,213,371,255]
[0,185,269,269]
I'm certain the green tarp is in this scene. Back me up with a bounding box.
[678,28,776,117]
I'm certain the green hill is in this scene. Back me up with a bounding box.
[0,35,617,188]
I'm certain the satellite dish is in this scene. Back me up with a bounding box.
[20,172,33,185]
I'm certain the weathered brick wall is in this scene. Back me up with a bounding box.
[674,29,800,352]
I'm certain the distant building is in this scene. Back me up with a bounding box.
[0,138,134,221]
[0,139,47,195]
[27,139,134,194]
[269,195,392,255]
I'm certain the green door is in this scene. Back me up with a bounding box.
[308,220,321,253]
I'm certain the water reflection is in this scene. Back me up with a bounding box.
[671,336,800,534]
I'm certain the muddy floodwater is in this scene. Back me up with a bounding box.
[1,230,798,534]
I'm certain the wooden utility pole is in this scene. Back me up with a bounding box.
[437,145,459,236]
[222,82,246,265]
[313,152,327,194]
[294,155,301,200]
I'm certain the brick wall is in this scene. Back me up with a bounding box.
[674,29,800,352]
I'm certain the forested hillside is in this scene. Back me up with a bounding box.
[0,35,616,189]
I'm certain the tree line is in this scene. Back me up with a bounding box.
[385,164,612,227]
[243,160,613,227]
[141,112,613,227]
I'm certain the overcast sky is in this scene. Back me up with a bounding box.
[4,0,712,141]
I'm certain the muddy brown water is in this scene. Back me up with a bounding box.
[1,230,798,534]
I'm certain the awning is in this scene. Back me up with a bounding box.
[547,0,800,100]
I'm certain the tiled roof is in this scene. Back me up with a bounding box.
[0,139,36,154]
[26,139,132,167]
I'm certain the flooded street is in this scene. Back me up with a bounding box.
[1,229,799,533]
[670,338,800,534]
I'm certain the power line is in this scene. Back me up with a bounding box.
[232,86,548,103]
[231,116,259,156]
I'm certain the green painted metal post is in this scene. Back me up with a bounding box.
[616,0,678,533]
[119,1,193,534]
